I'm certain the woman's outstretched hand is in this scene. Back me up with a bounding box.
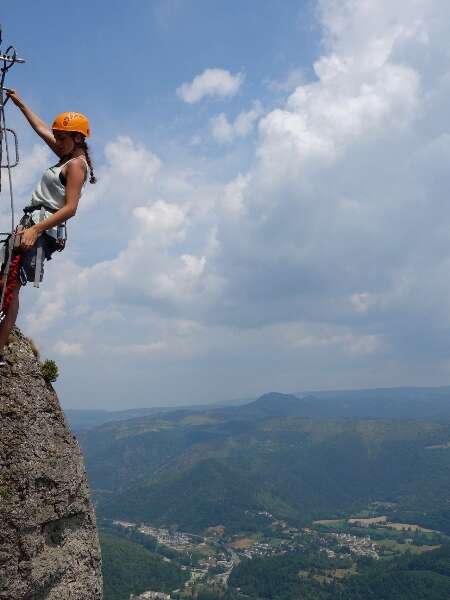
[5,89,22,107]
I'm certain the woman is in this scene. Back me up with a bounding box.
[0,91,96,366]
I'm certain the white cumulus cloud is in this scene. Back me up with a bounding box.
[210,101,263,144]
[54,341,83,356]
[177,68,243,103]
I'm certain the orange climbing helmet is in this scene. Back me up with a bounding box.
[52,112,91,138]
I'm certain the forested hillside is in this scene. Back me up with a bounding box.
[101,531,188,600]
[79,395,450,535]
[230,544,450,599]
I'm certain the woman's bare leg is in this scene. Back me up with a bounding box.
[0,285,20,354]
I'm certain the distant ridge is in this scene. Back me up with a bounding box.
[294,386,450,420]
[300,385,450,399]
[211,387,450,421]
[67,385,450,432]
[234,392,310,417]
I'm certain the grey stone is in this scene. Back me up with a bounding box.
[0,329,103,599]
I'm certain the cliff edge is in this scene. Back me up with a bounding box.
[0,329,103,599]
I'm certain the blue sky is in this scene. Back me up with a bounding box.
[2,1,450,409]
[2,1,318,149]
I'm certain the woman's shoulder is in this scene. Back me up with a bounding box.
[63,156,88,172]
[63,156,89,184]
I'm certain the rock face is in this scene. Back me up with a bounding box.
[0,329,103,599]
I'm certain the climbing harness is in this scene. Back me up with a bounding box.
[0,25,25,322]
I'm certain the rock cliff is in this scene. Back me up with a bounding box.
[0,329,103,599]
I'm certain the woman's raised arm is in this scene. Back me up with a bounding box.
[6,89,59,154]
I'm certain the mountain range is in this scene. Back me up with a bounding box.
[67,386,450,432]
[77,390,450,535]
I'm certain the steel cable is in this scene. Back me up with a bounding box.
[0,30,23,318]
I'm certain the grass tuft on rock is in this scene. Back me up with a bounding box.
[41,359,59,383]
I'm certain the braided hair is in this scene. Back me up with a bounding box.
[81,140,97,184]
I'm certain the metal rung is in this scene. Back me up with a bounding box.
[0,54,25,64]
[0,128,19,167]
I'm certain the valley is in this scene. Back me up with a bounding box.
[74,389,450,599]
[102,507,449,599]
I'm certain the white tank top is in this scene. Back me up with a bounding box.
[29,156,88,238]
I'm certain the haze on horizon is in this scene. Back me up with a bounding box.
[2,0,450,409]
